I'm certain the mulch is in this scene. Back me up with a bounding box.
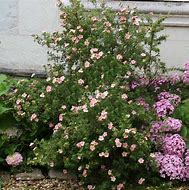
[2,178,84,190]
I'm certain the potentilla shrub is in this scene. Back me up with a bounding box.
[21,0,172,189]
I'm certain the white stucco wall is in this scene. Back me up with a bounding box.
[0,0,60,74]
[0,0,189,75]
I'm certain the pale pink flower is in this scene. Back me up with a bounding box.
[16,99,22,105]
[78,166,82,171]
[40,93,45,98]
[54,123,62,132]
[116,54,123,61]
[132,110,137,115]
[79,28,84,33]
[63,169,67,174]
[119,16,126,23]
[49,122,54,128]
[90,145,95,151]
[125,32,131,39]
[61,105,67,110]
[91,16,98,22]
[71,106,79,113]
[46,85,52,92]
[57,76,65,84]
[78,69,83,73]
[125,129,131,133]
[150,153,155,158]
[78,79,84,85]
[122,152,128,157]
[138,158,144,164]
[76,25,81,29]
[141,53,146,57]
[82,104,88,112]
[131,60,136,65]
[130,144,137,151]
[91,140,98,146]
[132,16,140,26]
[122,142,128,148]
[104,22,112,27]
[99,152,105,157]
[101,91,108,99]
[90,98,98,107]
[138,178,145,185]
[124,134,129,140]
[84,40,90,46]
[21,93,27,98]
[104,152,109,158]
[108,122,114,130]
[58,149,63,154]
[108,170,112,175]
[82,169,88,177]
[72,47,77,52]
[90,48,98,53]
[59,114,64,121]
[74,39,79,44]
[111,83,116,88]
[64,43,69,47]
[121,94,128,100]
[78,34,83,40]
[95,51,104,60]
[98,135,104,141]
[111,176,116,182]
[87,185,95,190]
[30,113,39,122]
[115,138,122,147]
[76,141,85,148]
[84,61,90,68]
[98,110,108,121]
[103,132,108,137]
[117,183,124,190]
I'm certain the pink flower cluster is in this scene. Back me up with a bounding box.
[153,91,180,118]
[150,113,189,180]
[150,117,182,134]
[154,153,185,180]
[157,92,181,106]
[90,48,103,60]
[6,152,23,167]
[153,99,174,118]
[161,134,186,158]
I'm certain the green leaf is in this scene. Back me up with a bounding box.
[181,126,188,138]
[0,104,11,115]
[0,75,7,83]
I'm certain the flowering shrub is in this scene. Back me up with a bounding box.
[5,152,23,167]
[23,0,170,188]
[149,64,189,181]
[5,0,189,189]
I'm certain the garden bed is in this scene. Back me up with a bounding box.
[1,1,189,190]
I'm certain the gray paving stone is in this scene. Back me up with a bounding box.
[0,0,18,34]
[15,169,45,181]
[48,169,77,180]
